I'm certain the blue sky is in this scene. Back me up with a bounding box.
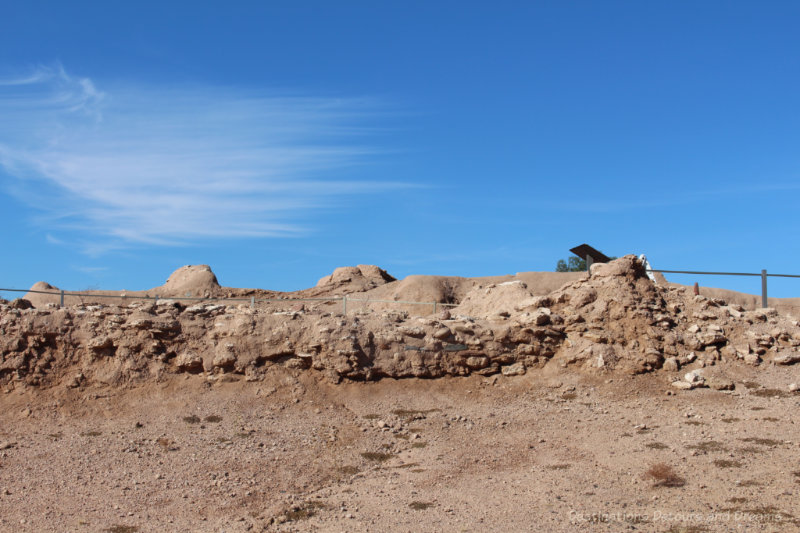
[1,1,799,297]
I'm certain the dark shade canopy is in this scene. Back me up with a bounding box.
[569,244,611,264]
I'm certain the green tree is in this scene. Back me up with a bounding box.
[555,256,586,272]
[555,255,618,272]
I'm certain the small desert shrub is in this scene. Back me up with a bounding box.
[337,465,359,475]
[283,509,310,522]
[285,501,326,521]
[645,442,669,450]
[686,441,727,453]
[104,526,139,533]
[713,459,742,468]
[740,437,782,446]
[409,501,432,510]
[547,464,571,470]
[182,415,201,424]
[751,389,787,398]
[204,415,222,423]
[361,451,393,462]
[720,418,740,423]
[738,446,764,454]
[392,408,438,417]
[411,442,427,449]
[643,463,685,487]
[392,408,439,422]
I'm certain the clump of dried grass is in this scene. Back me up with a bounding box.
[643,463,685,487]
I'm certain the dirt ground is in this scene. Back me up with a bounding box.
[3,259,800,532]
[1,361,798,533]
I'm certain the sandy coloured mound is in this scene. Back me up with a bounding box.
[162,264,221,295]
[4,255,800,389]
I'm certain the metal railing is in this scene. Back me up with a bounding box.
[647,269,800,308]
[0,287,458,315]
[3,266,799,314]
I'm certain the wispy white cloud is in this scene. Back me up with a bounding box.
[0,64,408,251]
[45,233,65,245]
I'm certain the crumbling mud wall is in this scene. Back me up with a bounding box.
[2,256,799,389]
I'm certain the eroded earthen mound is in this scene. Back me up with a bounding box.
[316,264,396,293]
[162,265,220,296]
[30,281,58,292]
[23,282,62,308]
[2,255,799,390]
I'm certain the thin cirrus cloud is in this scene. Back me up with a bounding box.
[0,65,407,249]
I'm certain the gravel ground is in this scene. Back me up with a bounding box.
[1,362,799,533]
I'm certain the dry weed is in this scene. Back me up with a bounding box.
[713,459,742,468]
[643,463,685,487]
[409,501,433,510]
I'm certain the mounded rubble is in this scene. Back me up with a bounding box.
[316,264,396,292]
[1,256,799,389]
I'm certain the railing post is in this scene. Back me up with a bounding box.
[60,289,64,307]
[251,296,255,310]
[761,269,768,308]
[433,301,437,314]
[342,295,347,315]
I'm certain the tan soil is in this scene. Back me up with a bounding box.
[1,257,799,532]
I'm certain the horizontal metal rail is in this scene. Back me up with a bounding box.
[645,268,800,308]
[0,288,459,315]
[4,265,800,313]
[0,288,331,301]
[347,297,458,307]
[647,269,800,279]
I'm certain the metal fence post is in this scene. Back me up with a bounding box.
[343,295,347,315]
[433,301,437,314]
[761,269,768,308]
[250,296,255,310]
[60,289,64,307]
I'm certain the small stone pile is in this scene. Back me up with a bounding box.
[524,256,800,375]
